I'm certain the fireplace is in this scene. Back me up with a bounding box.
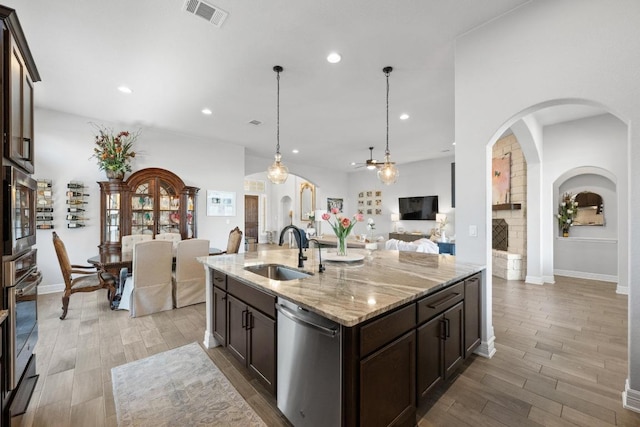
[492,219,508,251]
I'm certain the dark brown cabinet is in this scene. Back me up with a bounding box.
[2,7,40,174]
[98,168,199,254]
[212,271,276,394]
[212,285,227,346]
[464,273,482,357]
[360,331,416,427]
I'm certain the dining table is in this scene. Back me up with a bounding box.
[88,247,223,308]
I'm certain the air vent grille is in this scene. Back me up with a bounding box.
[248,120,262,126]
[183,0,228,28]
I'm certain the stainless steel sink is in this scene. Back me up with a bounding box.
[244,264,311,281]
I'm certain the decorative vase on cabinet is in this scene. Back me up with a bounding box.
[106,170,124,181]
[98,167,199,254]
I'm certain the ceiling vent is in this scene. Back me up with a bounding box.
[248,120,262,126]
[183,0,228,28]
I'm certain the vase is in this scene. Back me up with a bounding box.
[106,170,124,181]
[563,231,569,238]
[336,234,347,256]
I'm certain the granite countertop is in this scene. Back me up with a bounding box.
[200,249,484,327]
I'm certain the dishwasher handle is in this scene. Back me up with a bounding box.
[276,303,339,338]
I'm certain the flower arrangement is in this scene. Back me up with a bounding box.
[557,192,578,235]
[322,208,363,255]
[90,124,139,175]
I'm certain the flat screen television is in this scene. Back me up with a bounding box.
[398,196,438,220]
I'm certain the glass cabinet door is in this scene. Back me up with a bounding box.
[105,193,120,243]
[131,181,155,235]
[158,179,180,235]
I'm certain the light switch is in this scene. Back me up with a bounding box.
[469,225,478,237]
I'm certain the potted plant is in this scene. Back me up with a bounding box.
[557,192,578,237]
[90,124,139,180]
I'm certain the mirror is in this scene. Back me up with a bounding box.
[573,191,604,226]
[300,182,315,221]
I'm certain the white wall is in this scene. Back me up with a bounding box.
[546,114,625,282]
[35,108,245,288]
[455,0,640,402]
[347,156,456,239]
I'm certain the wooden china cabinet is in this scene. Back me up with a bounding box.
[98,168,199,254]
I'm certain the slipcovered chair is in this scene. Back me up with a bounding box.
[154,232,182,254]
[52,231,117,320]
[172,239,210,308]
[121,234,153,253]
[118,240,173,317]
[212,226,243,255]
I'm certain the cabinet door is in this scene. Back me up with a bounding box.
[226,295,248,364]
[443,302,464,380]
[212,286,227,345]
[464,274,481,357]
[247,309,276,393]
[417,315,444,398]
[360,331,416,427]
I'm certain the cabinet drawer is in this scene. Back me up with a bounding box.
[417,282,464,324]
[212,269,227,290]
[228,277,276,318]
[360,303,415,357]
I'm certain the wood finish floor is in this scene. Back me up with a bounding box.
[18,272,640,426]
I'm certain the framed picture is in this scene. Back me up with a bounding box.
[327,198,343,212]
[206,190,236,216]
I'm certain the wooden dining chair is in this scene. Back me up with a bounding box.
[118,240,173,317]
[52,231,117,320]
[212,226,243,255]
[172,239,210,308]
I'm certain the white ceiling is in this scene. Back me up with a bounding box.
[8,0,539,172]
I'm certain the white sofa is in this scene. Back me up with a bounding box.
[384,238,439,254]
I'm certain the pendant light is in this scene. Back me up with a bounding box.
[267,65,289,184]
[377,66,400,185]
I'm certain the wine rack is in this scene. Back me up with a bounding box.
[67,181,88,228]
[36,179,54,229]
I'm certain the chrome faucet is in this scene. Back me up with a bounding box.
[308,238,325,273]
[279,225,307,268]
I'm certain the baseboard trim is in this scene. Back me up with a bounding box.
[553,269,617,283]
[623,379,640,413]
[543,275,555,284]
[38,283,64,295]
[475,335,496,359]
[524,275,544,285]
[617,285,629,295]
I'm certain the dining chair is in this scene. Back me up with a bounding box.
[121,234,153,253]
[154,232,182,255]
[118,240,173,317]
[52,231,117,320]
[172,239,210,308]
[213,226,243,255]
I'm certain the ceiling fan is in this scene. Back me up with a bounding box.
[354,147,382,170]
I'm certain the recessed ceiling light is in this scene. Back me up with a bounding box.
[452,141,456,146]
[201,108,212,115]
[350,162,356,166]
[399,113,409,120]
[118,86,132,94]
[327,52,341,64]
[292,149,299,154]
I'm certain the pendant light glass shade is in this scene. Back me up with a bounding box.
[267,65,289,184]
[378,153,399,184]
[377,66,399,185]
[267,152,289,184]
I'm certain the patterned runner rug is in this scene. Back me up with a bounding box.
[112,342,266,426]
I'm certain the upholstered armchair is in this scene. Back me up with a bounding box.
[172,239,210,308]
[52,231,117,320]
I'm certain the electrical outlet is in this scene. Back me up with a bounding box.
[469,225,478,237]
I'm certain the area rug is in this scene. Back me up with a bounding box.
[112,342,266,426]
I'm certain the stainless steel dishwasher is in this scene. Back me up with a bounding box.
[276,297,341,426]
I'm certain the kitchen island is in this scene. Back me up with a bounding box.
[200,248,484,427]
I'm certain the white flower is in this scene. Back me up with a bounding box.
[561,202,566,207]
[567,209,573,214]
